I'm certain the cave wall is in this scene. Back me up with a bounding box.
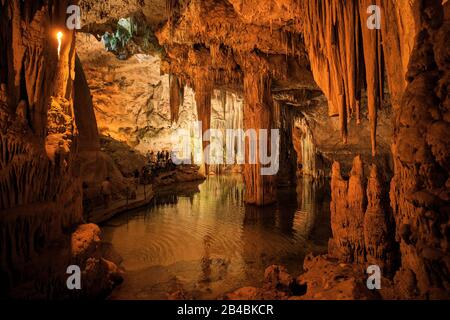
[274,100,297,186]
[210,89,244,174]
[76,34,199,153]
[77,33,246,175]
[0,1,82,275]
[0,0,122,298]
[326,0,449,299]
[292,95,394,179]
[389,0,449,298]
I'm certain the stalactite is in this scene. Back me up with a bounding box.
[169,74,183,123]
[193,68,213,170]
[359,0,383,156]
[300,0,385,152]
[166,0,179,38]
[300,0,359,142]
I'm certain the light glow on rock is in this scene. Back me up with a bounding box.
[56,31,63,59]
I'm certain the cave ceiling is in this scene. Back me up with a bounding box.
[79,0,316,93]
[79,0,418,159]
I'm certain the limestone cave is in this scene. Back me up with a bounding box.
[0,0,449,302]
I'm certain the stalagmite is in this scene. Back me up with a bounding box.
[330,156,400,274]
[329,161,350,261]
[346,155,366,263]
[364,165,396,276]
[329,156,368,263]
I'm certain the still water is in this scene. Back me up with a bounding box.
[102,175,331,300]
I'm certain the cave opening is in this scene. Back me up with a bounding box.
[0,0,448,302]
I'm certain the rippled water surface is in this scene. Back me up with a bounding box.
[102,175,330,300]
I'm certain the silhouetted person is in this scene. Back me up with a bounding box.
[167,157,175,171]
[101,177,112,209]
[165,150,170,162]
[150,151,155,163]
[141,166,148,184]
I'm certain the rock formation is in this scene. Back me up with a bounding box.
[329,156,397,273]
[364,165,397,276]
[152,0,448,297]
[389,0,450,298]
[0,0,122,298]
[0,0,448,300]
[242,55,276,205]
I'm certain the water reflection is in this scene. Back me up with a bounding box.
[102,175,330,300]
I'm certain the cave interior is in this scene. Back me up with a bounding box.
[0,0,449,300]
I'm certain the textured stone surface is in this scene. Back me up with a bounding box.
[0,1,123,298]
[1,0,448,300]
[77,34,198,153]
[329,156,397,274]
[389,0,450,298]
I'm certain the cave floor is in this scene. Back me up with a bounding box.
[101,175,331,300]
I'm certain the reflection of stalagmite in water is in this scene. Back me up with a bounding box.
[197,174,244,209]
[274,190,297,237]
[294,177,316,236]
[294,177,331,244]
[241,205,277,277]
